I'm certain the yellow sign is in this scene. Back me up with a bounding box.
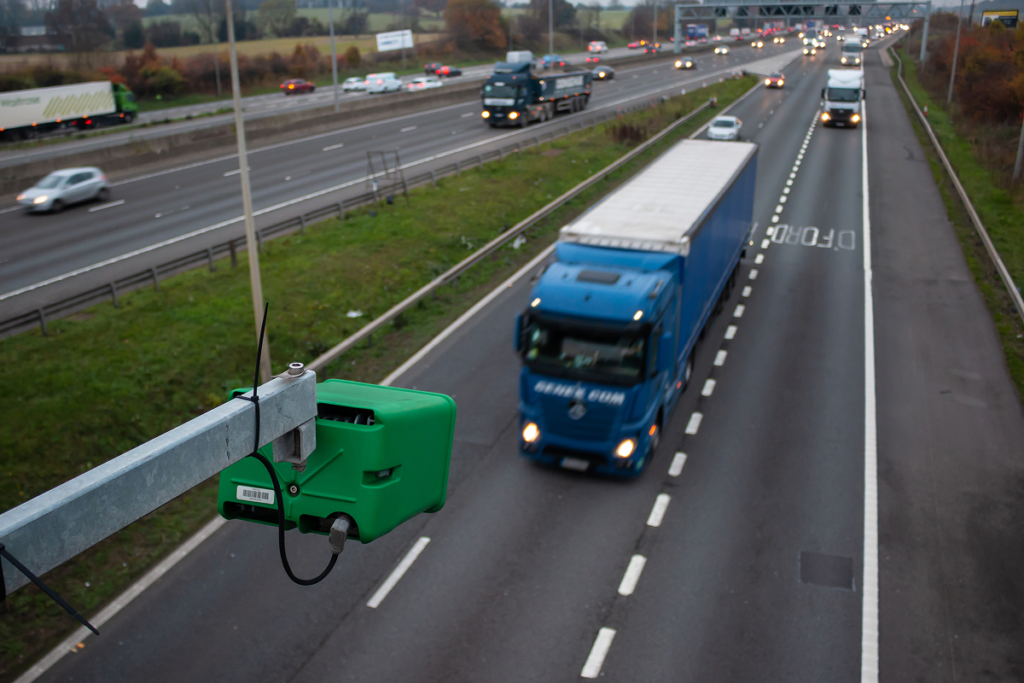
[982,9,1018,27]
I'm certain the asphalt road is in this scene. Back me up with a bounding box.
[0,41,800,321]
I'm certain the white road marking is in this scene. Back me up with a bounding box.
[786,179,793,186]
[617,555,647,596]
[780,196,787,203]
[725,325,737,340]
[647,493,672,526]
[88,200,125,212]
[701,379,716,396]
[223,167,250,177]
[775,204,783,213]
[742,285,752,297]
[581,628,617,678]
[749,269,758,280]
[714,350,727,366]
[771,214,779,222]
[400,125,418,132]
[860,101,880,683]
[755,253,764,264]
[783,187,790,194]
[460,112,475,117]
[789,172,796,179]
[685,412,703,435]
[0,205,24,215]
[734,304,745,317]
[322,142,345,151]
[761,239,770,249]
[669,451,688,476]
[367,537,430,608]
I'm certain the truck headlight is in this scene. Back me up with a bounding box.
[481,111,490,118]
[821,112,831,121]
[615,438,636,458]
[841,57,847,63]
[855,58,861,64]
[851,114,861,123]
[33,196,48,204]
[522,422,540,443]
[509,111,519,119]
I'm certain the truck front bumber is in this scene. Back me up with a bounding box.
[517,371,656,476]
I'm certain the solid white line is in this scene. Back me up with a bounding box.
[0,205,24,215]
[400,125,418,132]
[725,325,737,340]
[860,101,879,683]
[13,517,227,683]
[322,142,345,151]
[749,269,758,280]
[88,200,125,213]
[581,627,616,678]
[669,451,687,477]
[713,350,727,366]
[755,253,764,264]
[701,378,716,396]
[734,304,745,318]
[684,412,703,435]
[381,244,556,386]
[742,285,752,297]
[617,555,647,596]
[367,537,430,609]
[646,493,671,527]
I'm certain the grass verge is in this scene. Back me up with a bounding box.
[0,74,756,680]
[890,53,1024,400]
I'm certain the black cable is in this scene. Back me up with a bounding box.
[0,545,99,636]
[234,303,338,586]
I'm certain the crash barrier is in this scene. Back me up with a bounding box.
[1,93,726,341]
[891,48,1024,324]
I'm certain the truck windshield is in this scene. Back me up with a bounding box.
[484,84,517,98]
[843,44,862,52]
[827,87,860,102]
[524,320,646,384]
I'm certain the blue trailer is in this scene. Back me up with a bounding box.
[514,139,758,476]
[686,23,709,39]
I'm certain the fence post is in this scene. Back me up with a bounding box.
[207,247,216,272]
[499,147,504,161]
[431,170,437,187]
[109,282,119,308]
[299,215,306,236]
[256,230,263,252]
[150,267,160,292]
[337,202,345,219]
[229,238,238,268]
[456,161,461,177]
[37,308,47,336]
[517,143,522,157]
[477,154,484,167]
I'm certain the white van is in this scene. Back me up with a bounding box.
[365,73,402,94]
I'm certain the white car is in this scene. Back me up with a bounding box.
[707,116,742,141]
[342,77,367,92]
[588,40,608,53]
[406,76,442,91]
[365,72,402,94]
[714,45,729,54]
[17,167,110,213]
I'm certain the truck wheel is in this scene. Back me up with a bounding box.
[124,113,135,124]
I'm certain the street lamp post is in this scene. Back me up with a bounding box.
[946,0,965,105]
[225,0,272,382]
[548,0,554,66]
[328,0,339,113]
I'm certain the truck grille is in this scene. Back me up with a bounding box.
[540,395,616,442]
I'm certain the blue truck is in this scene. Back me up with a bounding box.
[514,139,758,476]
[686,23,709,40]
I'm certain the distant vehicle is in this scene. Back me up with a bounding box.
[675,57,696,69]
[438,65,462,77]
[0,81,137,141]
[821,68,865,127]
[707,115,742,140]
[585,55,602,63]
[803,45,818,55]
[365,73,402,94]
[406,76,442,91]
[506,50,535,64]
[342,76,367,92]
[773,36,786,43]
[17,167,110,213]
[765,72,785,88]
[803,28,819,44]
[424,61,443,75]
[588,40,608,53]
[643,43,661,53]
[281,79,315,95]
[686,23,709,39]
[515,140,757,477]
[714,45,730,54]
[542,54,566,69]
[592,65,615,80]
[751,40,764,48]
[729,27,740,37]
[481,61,592,127]
[628,41,640,49]
[840,42,863,66]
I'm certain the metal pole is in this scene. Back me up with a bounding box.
[209,0,222,96]
[329,0,339,113]
[919,1,931,62]
[548,0,553,66]
[401,0,406,72]
[226,0,272,382]
[1013,115,1024,181]
[947,0,964,105]
[652,1,657,44]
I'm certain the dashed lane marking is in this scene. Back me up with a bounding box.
[367,537,430,609]
[581,628,616,678]
[322,142,345,151]
[725,325,737,340]
[647,494,672,526]
[755,253,764,264]
[88,200,125,213]
[714,350,727,366]
[734,304,745,318]
[669,452,688,476]
[617,555,647,596]
[701,379,716,396]
[742,286,752,297]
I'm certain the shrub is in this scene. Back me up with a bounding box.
[345,45,361,68]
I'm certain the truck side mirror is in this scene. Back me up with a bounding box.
[218,380,456,544]
[656,332,674,373]
[514,313,523,352]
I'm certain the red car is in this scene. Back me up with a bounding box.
[765,72,785,88]
[281,79,315,95]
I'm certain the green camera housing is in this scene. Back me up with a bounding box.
[217,379,456,543]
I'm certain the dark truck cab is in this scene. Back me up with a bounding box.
[481,61,592,128]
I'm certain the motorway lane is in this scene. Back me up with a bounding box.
[36,44,829,683]
[0,43,801,314]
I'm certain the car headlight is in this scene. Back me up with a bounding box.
[615,438,636,458]
[821,112,831,121]
[481,111,490,118]
[33,196,47,204]
[522,422,540,443]
[851,114,861,123]
[675,60,682,67]
[765,78,771,85]
[779,80,784,86]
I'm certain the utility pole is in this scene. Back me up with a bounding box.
[947,0,965,105]
[548,0,554,64]
[1014,115,1024,181]
[920,0,931,63]
[226,0,272,383]
[328,0,339,113]
[209,0,222,96]
[652,0,657,44]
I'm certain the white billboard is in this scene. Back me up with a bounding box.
[376,29,413,52]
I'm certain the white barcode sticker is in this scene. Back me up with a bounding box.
[237,485,275,506]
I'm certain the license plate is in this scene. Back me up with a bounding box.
[560,457,590,472]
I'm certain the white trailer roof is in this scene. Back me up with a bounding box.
[559,139,756,255]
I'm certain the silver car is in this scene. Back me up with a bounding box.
[707,116,742,141]
[17,167,110,213]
